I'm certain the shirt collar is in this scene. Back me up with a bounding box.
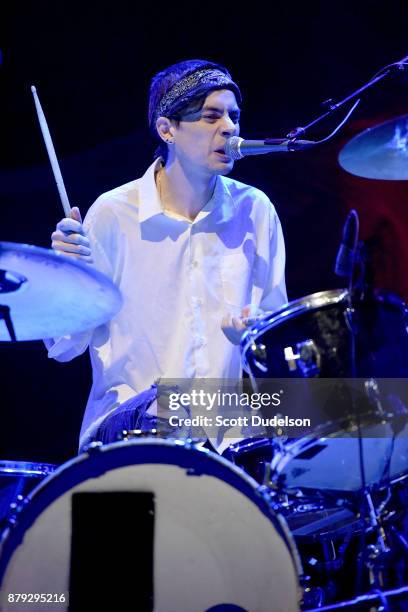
[138,158,164,223]
[138,158,236,225]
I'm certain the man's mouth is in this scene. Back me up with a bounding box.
[214,148,232,160]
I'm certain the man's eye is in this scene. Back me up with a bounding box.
[202,114,220,121]
[201,112,240,123]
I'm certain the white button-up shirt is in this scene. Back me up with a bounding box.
[46,159,287,448]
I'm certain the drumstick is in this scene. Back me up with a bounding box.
[241,311,273,326]
[31,85,71,217]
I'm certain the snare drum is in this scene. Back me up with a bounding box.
[0,440,300,612]
[227,415,408,493]
[271,418,408,493]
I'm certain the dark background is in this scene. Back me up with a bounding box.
[1,1,408,463]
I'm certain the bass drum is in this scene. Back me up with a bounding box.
[0,439,300,612]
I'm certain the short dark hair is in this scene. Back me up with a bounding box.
[148,59,238,162]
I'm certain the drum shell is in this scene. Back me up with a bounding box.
[243,290,408,379]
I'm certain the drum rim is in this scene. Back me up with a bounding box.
[0,460,57,478]
[241,288,408,371]
[0,438,300,581]
[241,288,348,371]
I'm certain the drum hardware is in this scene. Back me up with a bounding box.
[365,542,392,591]
[82,440,104,454]
[301,575,325,609]
[4,496,31,530]
[0,461,57,535]
[364,379,389,420]
[293,491,408,609]
[351,484,408,600]
[249,341,268,373]
[0,269,23,340]
[387,525,408,559]
[0,305,16,341]
[305,585,408,611]
[284,340,321,377]
[120,428,159,440]
[284,52,408,181]
[239,276,408,608]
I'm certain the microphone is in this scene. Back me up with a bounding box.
[334,210,359,277]
[224,136,316,160]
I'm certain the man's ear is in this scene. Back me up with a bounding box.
[156,117,176,144]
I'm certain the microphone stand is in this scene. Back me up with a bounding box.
[0,270,17,341]
[286,54,408,140]
[334,212,393,595]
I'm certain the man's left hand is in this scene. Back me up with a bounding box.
[221,304,263,345]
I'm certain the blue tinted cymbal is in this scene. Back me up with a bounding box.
[339,114,408,180]
[0,242,122,341]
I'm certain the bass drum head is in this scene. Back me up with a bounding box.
[0,439,300,612]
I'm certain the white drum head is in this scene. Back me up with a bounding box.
[0,440,300,612]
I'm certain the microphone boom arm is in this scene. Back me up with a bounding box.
[287,53,408,139]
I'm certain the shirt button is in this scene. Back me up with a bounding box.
[191,260,199,268]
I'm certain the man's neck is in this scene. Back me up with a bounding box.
[157,159,217,222]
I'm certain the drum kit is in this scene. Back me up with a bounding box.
[0,108,408,610]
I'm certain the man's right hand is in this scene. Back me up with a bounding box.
[51,206,93,263]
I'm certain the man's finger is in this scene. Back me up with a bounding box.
[70,206,83,224]
[51,230,90,247]
[56,218,85,235]
[51,240,92,256]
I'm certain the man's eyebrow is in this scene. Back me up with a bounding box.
[202,105,241,113]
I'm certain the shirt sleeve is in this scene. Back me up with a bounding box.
[44,197,117,362]
[259,204,287,313]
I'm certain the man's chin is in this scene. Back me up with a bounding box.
[211,160,234,176]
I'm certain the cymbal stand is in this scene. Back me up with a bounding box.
[0,305,16,341]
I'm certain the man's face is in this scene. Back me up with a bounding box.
[171,89,240,177]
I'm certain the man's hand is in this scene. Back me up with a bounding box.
[221,304,263,345]
[51,206,93,263]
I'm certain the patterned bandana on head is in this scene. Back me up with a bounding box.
[150,67,242,129]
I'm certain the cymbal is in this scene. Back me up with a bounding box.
[0,242,122,341]
[338,114,408,180]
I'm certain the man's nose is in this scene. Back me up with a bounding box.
[221,115,238,136]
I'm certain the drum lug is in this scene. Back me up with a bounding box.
[121,429,158,440]
[250,342,268,372]
[83,440,104,454]
[364,378,388,418]
[5,495,29,528]
[284,340,321,377]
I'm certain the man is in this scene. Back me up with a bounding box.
[47,59,287,452]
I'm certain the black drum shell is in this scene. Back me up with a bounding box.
[243,290,408,379]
